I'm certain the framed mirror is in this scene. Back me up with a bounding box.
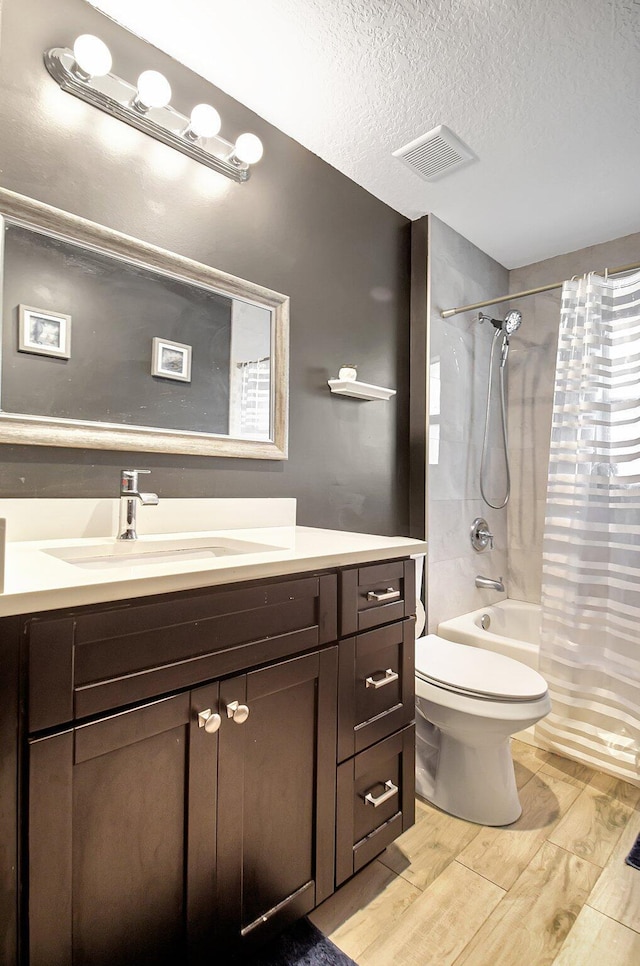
[0,188,288,459]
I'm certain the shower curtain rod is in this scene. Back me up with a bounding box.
[440,258,640,319]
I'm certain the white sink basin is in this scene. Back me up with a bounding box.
[45,535,282,571]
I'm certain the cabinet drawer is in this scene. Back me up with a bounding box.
[336,725,415,886]
[27,572,338,731]
[340,559,415,636]
[338,618,414,762]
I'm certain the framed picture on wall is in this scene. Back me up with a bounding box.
[18,305,72,359]
[151,337,192,383]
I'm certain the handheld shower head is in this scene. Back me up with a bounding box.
[503,310,522,335]
[478,309,523,335]
[477,309,523,508]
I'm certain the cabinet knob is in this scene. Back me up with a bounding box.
[197,709,221,734]
[226,700,250,724]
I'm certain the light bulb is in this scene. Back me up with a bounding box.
[135,70,172,110]
[233,133,264,165]
[72,34,112,78]
[188,103,221,139]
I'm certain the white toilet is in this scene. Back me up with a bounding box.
[415,634,551,826]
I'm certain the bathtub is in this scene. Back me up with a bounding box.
[437,599,543,746]
[437,599,541,669]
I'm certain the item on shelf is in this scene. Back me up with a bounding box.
[338,365,358,381]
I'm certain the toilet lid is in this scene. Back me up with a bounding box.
[415,635,548,701]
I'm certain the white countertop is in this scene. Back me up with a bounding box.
[1,522,426,617]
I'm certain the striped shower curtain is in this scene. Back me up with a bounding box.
[538,270,640,785]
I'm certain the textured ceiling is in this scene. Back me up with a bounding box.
[88,0,640,268]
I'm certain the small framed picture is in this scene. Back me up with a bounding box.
[151,337,192,383]
[18,305,72,359]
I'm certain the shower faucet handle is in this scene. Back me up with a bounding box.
[470,517,494,552]
[479,528,494,550]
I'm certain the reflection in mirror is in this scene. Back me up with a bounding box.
[0,188,288,458]
[228,301,272,439]
[3,223,272,438]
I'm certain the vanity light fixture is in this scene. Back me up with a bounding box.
[44,35,264,183]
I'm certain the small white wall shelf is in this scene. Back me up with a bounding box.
[327,379,396,401]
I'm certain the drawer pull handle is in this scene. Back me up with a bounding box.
[366,668,399,689]
[226,700,250,724]
[366,587,401,603]
[364,780,398,808]
[197,709,221,734]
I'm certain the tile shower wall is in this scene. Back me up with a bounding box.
[427,217,510,631]
[507,230,640,603]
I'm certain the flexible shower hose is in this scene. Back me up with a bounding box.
[480,327,510,509]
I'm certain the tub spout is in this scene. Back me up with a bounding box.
[475,575,505,592]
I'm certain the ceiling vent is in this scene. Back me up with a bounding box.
[393,125,476,182]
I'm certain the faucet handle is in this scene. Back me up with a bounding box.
[120,468,151,494]
[479,528,494,550]
[470,517,494,552]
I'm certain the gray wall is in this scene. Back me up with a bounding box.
[0,0,411,536]
[427,216,510,631]
[507,230,640,603]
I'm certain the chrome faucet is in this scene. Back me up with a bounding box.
[475,575,505,592]
[118,469,159,540]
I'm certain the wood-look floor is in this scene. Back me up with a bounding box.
[310,740,640,966]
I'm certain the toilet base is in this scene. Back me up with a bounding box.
[418,732,522,826]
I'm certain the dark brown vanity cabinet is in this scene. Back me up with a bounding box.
[28,648,338,965]
[11,558,416,966]
[335,560,416,886]
[24,572,339,965]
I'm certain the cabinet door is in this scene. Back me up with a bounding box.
[27,683,219,966]
[216,647,338,951]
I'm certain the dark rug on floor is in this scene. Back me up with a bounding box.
[241,918,358,966]
[625,832,640,870]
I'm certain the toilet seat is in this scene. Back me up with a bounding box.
[416,634,548,702]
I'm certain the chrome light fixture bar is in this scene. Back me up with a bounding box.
[44,36,264,183]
